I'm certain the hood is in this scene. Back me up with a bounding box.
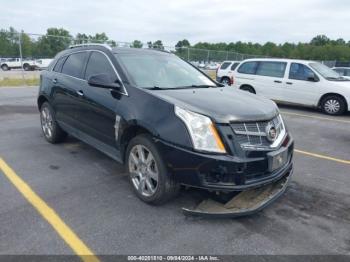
[147,87,279,123]
[331,79,350,87]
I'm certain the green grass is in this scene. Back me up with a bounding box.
[0,77,39,87]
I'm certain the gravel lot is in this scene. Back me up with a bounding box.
[0,87,349,256]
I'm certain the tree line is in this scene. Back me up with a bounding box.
[1,27,350,61]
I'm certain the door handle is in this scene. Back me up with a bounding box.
[274,80,282,83]
[286,82,293,85]
[76,90,84,97]
[52,78,58,84]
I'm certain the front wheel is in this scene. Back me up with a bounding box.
[23,64,30,71]
[126,134,179,205]
[321,95,346,115]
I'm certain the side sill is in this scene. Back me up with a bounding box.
[57,121,122,163]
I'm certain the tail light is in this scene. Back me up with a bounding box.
[230,76,234,85]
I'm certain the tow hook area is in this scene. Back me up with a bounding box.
[182,172,292,218]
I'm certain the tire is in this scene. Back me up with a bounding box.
[40,102,67,143]
[126,134,179,205]
[221,77,231,86]
[23,63,30,71]
[320,95,346,115]
[240,85,256,94]
[1,64,9,71]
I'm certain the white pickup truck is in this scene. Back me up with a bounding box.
[0,58,36,71]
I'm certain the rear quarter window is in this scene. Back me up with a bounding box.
[220,62,232,70]
[230,62,240,71]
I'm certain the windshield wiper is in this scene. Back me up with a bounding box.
[173,84,218,89]
[144,84,221,90]
[143,86,165,90]
[191,84,218,88]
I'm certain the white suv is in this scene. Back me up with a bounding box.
[232,58,350,115]
[216,60,240,85]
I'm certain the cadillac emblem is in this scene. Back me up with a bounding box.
[266,124,277,142]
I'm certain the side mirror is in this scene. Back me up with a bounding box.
[214,80,225,87]
[88,73,121,89]
[307,75,318,82]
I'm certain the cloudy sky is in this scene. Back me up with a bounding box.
[1,0,349,45]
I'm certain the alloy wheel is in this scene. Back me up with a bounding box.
[324,99,340,114]
[41,107,53,139]
[221,78,230,85]
[128,144,159,197]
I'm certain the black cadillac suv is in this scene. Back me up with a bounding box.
[38,44,293,216]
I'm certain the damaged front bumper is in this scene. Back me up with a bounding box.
[155,136,294,217]
[182,168,292,218]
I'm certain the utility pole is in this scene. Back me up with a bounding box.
[18,30,26,85]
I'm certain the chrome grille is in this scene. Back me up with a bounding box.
[230,115,285,149]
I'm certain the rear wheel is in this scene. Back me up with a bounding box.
[221,77,231,86]
[23,63,30,71]
[1,64,9,71]
[321,95,346,115]
[240,85,256,94]
[126,134,179,205]
[40,102,67,143]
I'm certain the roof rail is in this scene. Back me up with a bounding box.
[68,43,112,50]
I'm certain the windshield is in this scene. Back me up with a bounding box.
[116,53,216,89]
[309,62,341,79]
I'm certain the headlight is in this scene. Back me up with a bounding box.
[175,106,226,153]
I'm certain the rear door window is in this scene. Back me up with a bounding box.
[220,62,232,70]
[61,52,87,78]
[237,61,258,75]
[289,63,315,81]
[256,61,287,78]
[53,56,67,72]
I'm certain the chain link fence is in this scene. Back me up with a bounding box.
[175,47,267,63]
[0,30,345,87]
[0,31,271,87]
